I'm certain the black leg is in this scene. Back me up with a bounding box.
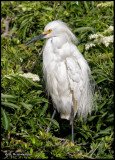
[71,105,74,144]
[46,109,56,133]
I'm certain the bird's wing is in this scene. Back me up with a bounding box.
[65,52,94,120]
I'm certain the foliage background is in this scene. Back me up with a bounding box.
[1,1,114,159]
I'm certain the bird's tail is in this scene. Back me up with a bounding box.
[76,73,101,122]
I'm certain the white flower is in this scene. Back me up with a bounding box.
[22,7,27,11]
[97,1,113,8]
[89,34,97,39]
[89,34,104,40]
[103,26,114,34]
[19,58,23,62]
[109,26,114,31]
[88,31,113,48]
[98,54,102,57]
[4,75,11,79]
[85,43,95,50]
[19,72,40,82]
[76,1,79,5]
[101,36,113,47]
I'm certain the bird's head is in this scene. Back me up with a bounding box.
[24,20,78,46]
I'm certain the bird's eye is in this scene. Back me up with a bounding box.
[48,29,52,33]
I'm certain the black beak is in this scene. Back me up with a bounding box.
[24,33,46,46]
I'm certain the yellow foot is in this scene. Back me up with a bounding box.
[67,141,74,147]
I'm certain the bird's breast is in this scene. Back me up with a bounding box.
[43,39,70,97]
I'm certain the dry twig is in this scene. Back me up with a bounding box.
[1,16,14,37]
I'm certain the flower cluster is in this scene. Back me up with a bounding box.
[97,1,113,8]
[103,26,114,34]
[85,26,114,50]
[100,35,113,47]
[85,43,95,50]
[19,72,40,82]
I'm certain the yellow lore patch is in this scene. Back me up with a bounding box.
[43,29,52,35]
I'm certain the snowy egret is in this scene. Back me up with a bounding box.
[24,20,95,145]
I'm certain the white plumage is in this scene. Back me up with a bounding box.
[42,20,94,123]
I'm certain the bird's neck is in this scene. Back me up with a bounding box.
[51,33,71,49]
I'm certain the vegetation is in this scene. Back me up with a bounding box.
[1,1,114,159]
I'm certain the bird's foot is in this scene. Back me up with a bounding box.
[67,141,75,147]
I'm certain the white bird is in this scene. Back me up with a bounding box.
[24,20,95,145]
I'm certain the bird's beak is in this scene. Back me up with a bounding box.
[24,30,51,46]
[24,33,46,46]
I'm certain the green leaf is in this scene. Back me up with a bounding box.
[29,97,48,104]
[17,76,30,87]
[40,103,48,116]
[37,117,45,125]
[42,6,53,11]
[9,75,29,88]
[22,25,28,39]
[84,1,89,11]
[9,75,26,86]
[96,77,107,84]
[1,94,17,99]
[101,111,108,118]
[98,127,112,135]
[46,118,60,128]
[80,132,88,140]
[20,102,33,111]
[74,27,94,33]
[20,18,30,29]
[30,147,33,154]
[98,101,106,110]
[88,115,96,121]
[106,114,114,122]
[1,108,10,130]
[96,118,102,131]
[24,77,40,87]
[1,102,20,109]
[34,90,43,95]
[5,60,8,72]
